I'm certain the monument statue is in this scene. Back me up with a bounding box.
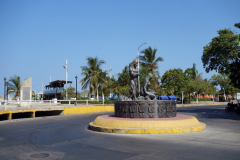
[140,73,156,100]
[113,59,177,118]
[129,59,140,100]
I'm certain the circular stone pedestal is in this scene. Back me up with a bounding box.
[88,114,206,134]
[115,100,177,118]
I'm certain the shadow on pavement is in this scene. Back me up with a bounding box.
[177,106,240,121]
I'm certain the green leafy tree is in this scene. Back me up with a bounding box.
[117,66,131,99]
[161,69,189,96]
[109,76,119,99]
[226,84,240,98]
[6,74,21,99]
[202,23,240,89]
[139,66,150,85]
[184,63,199,102]
[190,74,214,103]
[210,73,230,100]
[205,79,217,99]
[80,57,106,100]
[184,81,195,103]
[61,87,76,99]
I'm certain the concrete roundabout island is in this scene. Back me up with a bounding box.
[88,59,206,134]
[88,114,206,134]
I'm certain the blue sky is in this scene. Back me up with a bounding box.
[0,0,239,96]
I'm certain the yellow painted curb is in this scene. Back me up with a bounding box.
[0,106,114,120]
[88,115,206,134]
[63,106,114,115]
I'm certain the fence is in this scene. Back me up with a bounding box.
[0,99,108,110]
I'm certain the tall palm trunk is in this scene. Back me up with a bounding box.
[95,83,99,100]
[101,86,104,102]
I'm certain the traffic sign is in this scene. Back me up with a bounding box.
[237,93,240,100]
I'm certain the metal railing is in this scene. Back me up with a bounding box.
[0,99,108,110]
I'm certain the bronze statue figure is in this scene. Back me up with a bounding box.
[140,73,156,100]
[129,59,140,100]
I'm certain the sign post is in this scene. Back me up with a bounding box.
[237,93,240,102]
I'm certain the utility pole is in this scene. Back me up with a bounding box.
[4,77,6,100]
[105,66,112,98]
[137,42,147,96]
[63,59,68,99]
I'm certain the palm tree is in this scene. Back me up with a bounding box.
[184,63,198,102]
[6,74,21,99]
[110,76,119,99]
[118,66,130,86]
[98,70,108,102]
[184,63,198,80]
[140,47,164,72]
[80,57,105,100]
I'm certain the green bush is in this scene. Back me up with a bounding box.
[104,99,116,104]
[198,98,212,101]
[78,97,90,100]
[185,98,196,102]
[88,101,102,104]
[60,101,86,104]
[228,98,235,100]
[61,101,76,104]
[185,97,213,102]
[219,95,224,101]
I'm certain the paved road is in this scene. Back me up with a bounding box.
[0,105,239,160]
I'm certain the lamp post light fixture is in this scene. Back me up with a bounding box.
[75,76,78,105]
[4,77,6,101]
[63,59,68,100]
[137,42,147,96]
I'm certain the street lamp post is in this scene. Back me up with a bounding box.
[4,77,6,101]
[6,82,8,101]
[137,42,147,96]
[75,76,78,105]
[63,59,68,100]
[105,66,112,99]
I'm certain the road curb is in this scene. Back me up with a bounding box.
[88,114,206,134]
[177,103,228,107]
[0,106,114,121]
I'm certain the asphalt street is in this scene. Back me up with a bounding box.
[0,105,240,160]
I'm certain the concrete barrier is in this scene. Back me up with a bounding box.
[0,106,114,121]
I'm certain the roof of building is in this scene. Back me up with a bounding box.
[45,80,72,88]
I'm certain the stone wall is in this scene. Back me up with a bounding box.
[20,78,32,107]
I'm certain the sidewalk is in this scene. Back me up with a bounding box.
[0,101,229,111]
[176,101,228,107]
